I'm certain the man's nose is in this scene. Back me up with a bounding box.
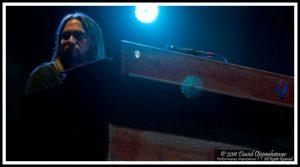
[68,35,76,43]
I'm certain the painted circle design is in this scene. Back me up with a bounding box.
[181,75,203,99]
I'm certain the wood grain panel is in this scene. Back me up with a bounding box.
[109,125,252,161]
[121,41,294,107]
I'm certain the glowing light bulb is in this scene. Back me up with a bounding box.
[135,4,159,24]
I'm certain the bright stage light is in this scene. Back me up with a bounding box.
[135,5,159,24]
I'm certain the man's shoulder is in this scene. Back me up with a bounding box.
[33,62,55,71]
[26,61,61,94]
[31,62,56,76]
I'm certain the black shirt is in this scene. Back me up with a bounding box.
[25,62,64,94]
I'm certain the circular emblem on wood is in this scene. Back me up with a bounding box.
[181,76,203,99]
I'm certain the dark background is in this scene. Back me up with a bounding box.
[6,5,294,123]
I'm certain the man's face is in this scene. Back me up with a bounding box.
[60,19,89,69]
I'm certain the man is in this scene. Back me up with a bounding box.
[25,12,105,94]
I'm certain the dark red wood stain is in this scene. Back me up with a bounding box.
[121,41,294,108]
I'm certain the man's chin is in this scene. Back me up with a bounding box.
[64,49,78,57]
[61,54,80,70]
